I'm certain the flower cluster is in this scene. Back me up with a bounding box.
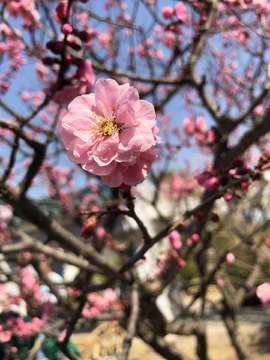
[162,2,189,22]
[81,289,123,318]
[161,172,197,200]
[61,78,161,187]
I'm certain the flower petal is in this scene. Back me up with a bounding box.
[94,78,120,110]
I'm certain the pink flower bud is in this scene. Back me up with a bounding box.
[195,171,211,186]
[216,279,224,287]
[168,230,182,249]
[224,193,233,202]
[96,226,106,240]
[56,2,68,19]
[192,233,200,242]
[81,216,99,239]
[236,164,250,175]
[65,54,73,64]
[162,6,174,19]
[61,23,73,35]
[204,177,219,191]
[228,169,236,176]
[55,42,65,53]
[265,238,270,245]
[230,157,245,169]
[178,259,186,267]
[226,253,235,264]
[238,182,250,191]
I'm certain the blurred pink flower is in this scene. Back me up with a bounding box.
[256,283,270,305]
[216,279,224,287]
[178,259,186,267]
[0,331,12,343]
[103,288,117,302]
[96,226,106,239]
[192,233,200,242]
[182,117,195,135]
[226,253,235,264]
[162,7,174,19]
[168,231,182,249]
[195,172,219,191]
[61,78,161,187]
[224,193,233,202]
[174,2,189,22]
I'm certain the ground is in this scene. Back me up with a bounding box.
[128,339,270,360]
[73,307,270,360]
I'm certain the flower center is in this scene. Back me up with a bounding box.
[91,107,121,138]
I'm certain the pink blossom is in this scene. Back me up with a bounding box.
[196,117,205,132]
[103,288,117,302]
[224,193,233,202]
[30,317,45,333]
[0,42,7,53]
[182,117,195,135]
[237,182,250,191]
[256,283,270,305]
[203,177,219,191]
[162,7,174,19]
[226,253,235,264]
[0,331,12,343]
[168,231,182,249]
[191,234,200,242]
[216,279,224,287]
[252,0,269,13]
[56,2,68,19]
[61,78,161,187]
[174,2,188,22]
[96,226,106,239]
[178,259,186,267]
[61,23,73,35]
[265,238,270,245]
[195,172,219,191]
